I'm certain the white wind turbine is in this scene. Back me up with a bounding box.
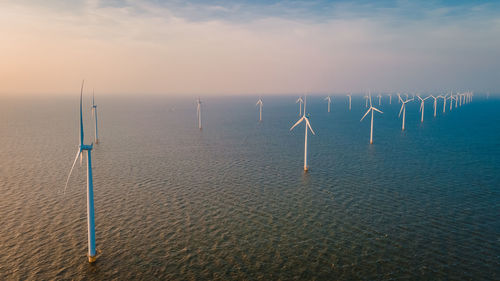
[430,95,440,117]
[398,94,414,131]
[324,95,332,113]
[360,94,383,144]
[256,98,263,122]
[196,98,202,130]
[417,95,431,123]
[290,97,315,171]
[296,96,304,116]
[439,94,447,113]
[346,94,352,111]
[64,80,99,263]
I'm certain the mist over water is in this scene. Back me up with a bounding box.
[0,95,499,280]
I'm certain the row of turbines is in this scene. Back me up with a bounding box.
[195,91,474,172]
[65,81,474,263]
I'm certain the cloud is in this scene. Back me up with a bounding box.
[0,0,499,96]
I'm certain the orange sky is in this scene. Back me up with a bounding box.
[1,1,499,96]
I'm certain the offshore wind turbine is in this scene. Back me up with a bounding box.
[324,96,332,113]
[430,95,439,117]
[398,95,414,131]
[91,90,99,144]
[290,97,315,171]
[448,95,455,111]
[439,94,447,113]
[417,95,431,123]
[64,80,98,263]
[346,94,352,111]
[360,94,383,144]
[256,98,263,122]
[296,96,304,116]
[196,98,202,130]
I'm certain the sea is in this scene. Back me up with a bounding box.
[0,94,498,280]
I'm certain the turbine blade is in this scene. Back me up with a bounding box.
[290,116,305,131]
[305,118,315,135]
[64,150,81,194]
[80,80,84,146]
[360,108,371,122]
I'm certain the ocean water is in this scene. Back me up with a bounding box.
[0,94,498,280]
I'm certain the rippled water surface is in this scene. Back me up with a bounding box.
[0,95,499,280]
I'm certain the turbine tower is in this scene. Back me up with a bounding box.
[64,80,98,263]
[324,96,332,113]
[256,98,263,122]
[296,96,304,116]
[360,94,383,144]
[290,97,315,171]
[417,95,431,123]
[398,94,414,131]
[91,90,99,144]
[196,98,202,130]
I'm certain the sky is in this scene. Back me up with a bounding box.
[1,0,499,96]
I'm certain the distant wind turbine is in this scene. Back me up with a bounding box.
[360,94,383,144]
[448,95,455,111]
[196,98,202,130]
[296,96,304,116]
[64,80,99,263]
[398,94,414,131]
[256,98,263,122]
[346,94,352,111]
[290,97,315,171]
[430,95,440,117]
[439,94,447,113]
[324,96,332,113]
[91,90,99,144]
[417,95,431,123]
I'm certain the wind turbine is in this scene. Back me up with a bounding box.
[360,94,383,144]
[256,98,263,122]
[91,90,99,144]
[296,96,304,116]
[196,98,202,130]
[346,94,352,111]
[417,95,431,123]
[398,95,414,131]
[430,95,439,117]
[324,96,332,113]
[439,94,447,113]
[64,80,98,263]
[448,95,455,111]
[290,97,315,171]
